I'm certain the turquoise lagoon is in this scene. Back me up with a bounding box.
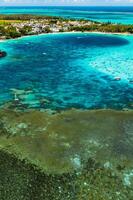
[0,33,132,110]
[1,6,133,24]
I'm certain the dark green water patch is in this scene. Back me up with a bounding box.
[0,149,133,200]
[0,109,133,199]
[0,109,133,173]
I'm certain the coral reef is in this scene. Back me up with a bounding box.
[0,108,133,199]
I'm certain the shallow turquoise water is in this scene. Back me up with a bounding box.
[0,33,132,110]
[0,6,133,25]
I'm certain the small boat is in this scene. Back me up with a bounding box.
[114,76,121,81]
[0,51,7,58]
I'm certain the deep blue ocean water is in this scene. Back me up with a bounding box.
[0,33,132,110]
[0,6,133,24]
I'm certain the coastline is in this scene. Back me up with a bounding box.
[0,30,133,43]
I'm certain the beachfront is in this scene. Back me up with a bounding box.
[0,14,133,40]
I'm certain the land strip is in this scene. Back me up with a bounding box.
[0,14,133,40]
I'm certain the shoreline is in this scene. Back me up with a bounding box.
[0,30,133,42]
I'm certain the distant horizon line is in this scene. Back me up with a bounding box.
[0,5,133,7]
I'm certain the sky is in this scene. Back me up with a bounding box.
[1,0,133,6]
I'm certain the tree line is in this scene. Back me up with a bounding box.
[69,22,133,34]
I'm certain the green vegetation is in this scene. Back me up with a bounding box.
[70,22,133,33]
[0,24,33,39]
[19,25,32,35]
[5,26,21,39]
[0,14,68,39]
[0,14,133,40]
[0,14,62,21]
